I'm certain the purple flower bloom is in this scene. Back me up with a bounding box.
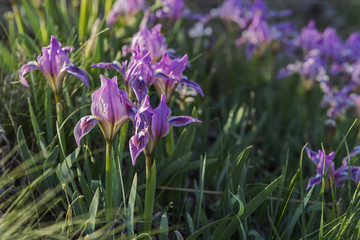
[19,36,88,94]
[305,147,347,190]
[74,75,134,146]
[295,21,322,55]
[153,51,204,100]
[235,12,272,59]
[320,27,343,62]
[321,81,357,118]
[156,0,187,20]
[344,32,360,61]
[216,0,250,28]
[129,94,201,165]
[107,0,146,27]
[128,24,168,61]
[91,45,154,103]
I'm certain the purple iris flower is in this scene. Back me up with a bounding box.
[156,0,187,21]
[74,75,134,146]
[215,0,250,29]
[295,21,322,55]
[107,0,146,27]
[129,94,201,165]
[126,24,168,61]
[305,147,347,190]
[91,45,154,103]
[19,35,88,94]
[235,12,272,59]
[344,32,360,61]
[153,51,204,100]
[321,81,357,118]
[320,27,344,62]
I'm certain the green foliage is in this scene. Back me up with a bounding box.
[2,0,360,239]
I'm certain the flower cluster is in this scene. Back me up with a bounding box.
[199,0,294,59]
[108,0,201,28]
[85,23,203,165]
[92,24,204,104]
[278,21,360,118]
[306,146,360,190]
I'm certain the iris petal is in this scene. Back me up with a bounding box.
[18,61,40,87]
[64,64,89,88]
[74,115,100,147]
[151,94,171,138]
[169,116,201,127]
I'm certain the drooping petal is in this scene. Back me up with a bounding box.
[180,77,204,97]
[169,116,201,127]
[129,129,149,165]
[64,64,89,88]
[305,146,319,165]
[18,61,40,87]
[151,94,171,138]
[131,76,148,104]
[90,61,122,74]
[306,175,322,190]
[74,115,100,147]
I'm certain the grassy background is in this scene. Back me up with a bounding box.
[1,0,360,239]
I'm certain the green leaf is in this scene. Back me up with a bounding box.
[195,155,206,229]
[144,160,157,232]
[43,145,59,171]
[241,175,283,219]
[77,168,92,205]
[87,187,100,233]
[44,85,54,143]
[187,213,195,234]
[28,98,48,158]
[127,173,137,238]
[17,126,37,176]
[160,212,169,240]
[274,169,299,233]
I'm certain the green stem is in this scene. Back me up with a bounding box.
[55,93,67,158]
[106,141,113,221]
[144,154,156,233]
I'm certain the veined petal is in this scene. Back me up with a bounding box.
[90,75,130,141]
[131,76,148,104]
[169,116,201,127]
[180,77,204,97]
[152,94,171,138]
[306,175,322,190]
[129,129,149,165]
[38,36,69,77]
[19,61,40,87]
[74,115,100,147]
[134,95,153,132]
[90,61,122,74]
[64,64,89,88]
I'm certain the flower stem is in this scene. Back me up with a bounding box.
[106,141,113,221]
[144,154,156,233]
[55,93,67,158]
